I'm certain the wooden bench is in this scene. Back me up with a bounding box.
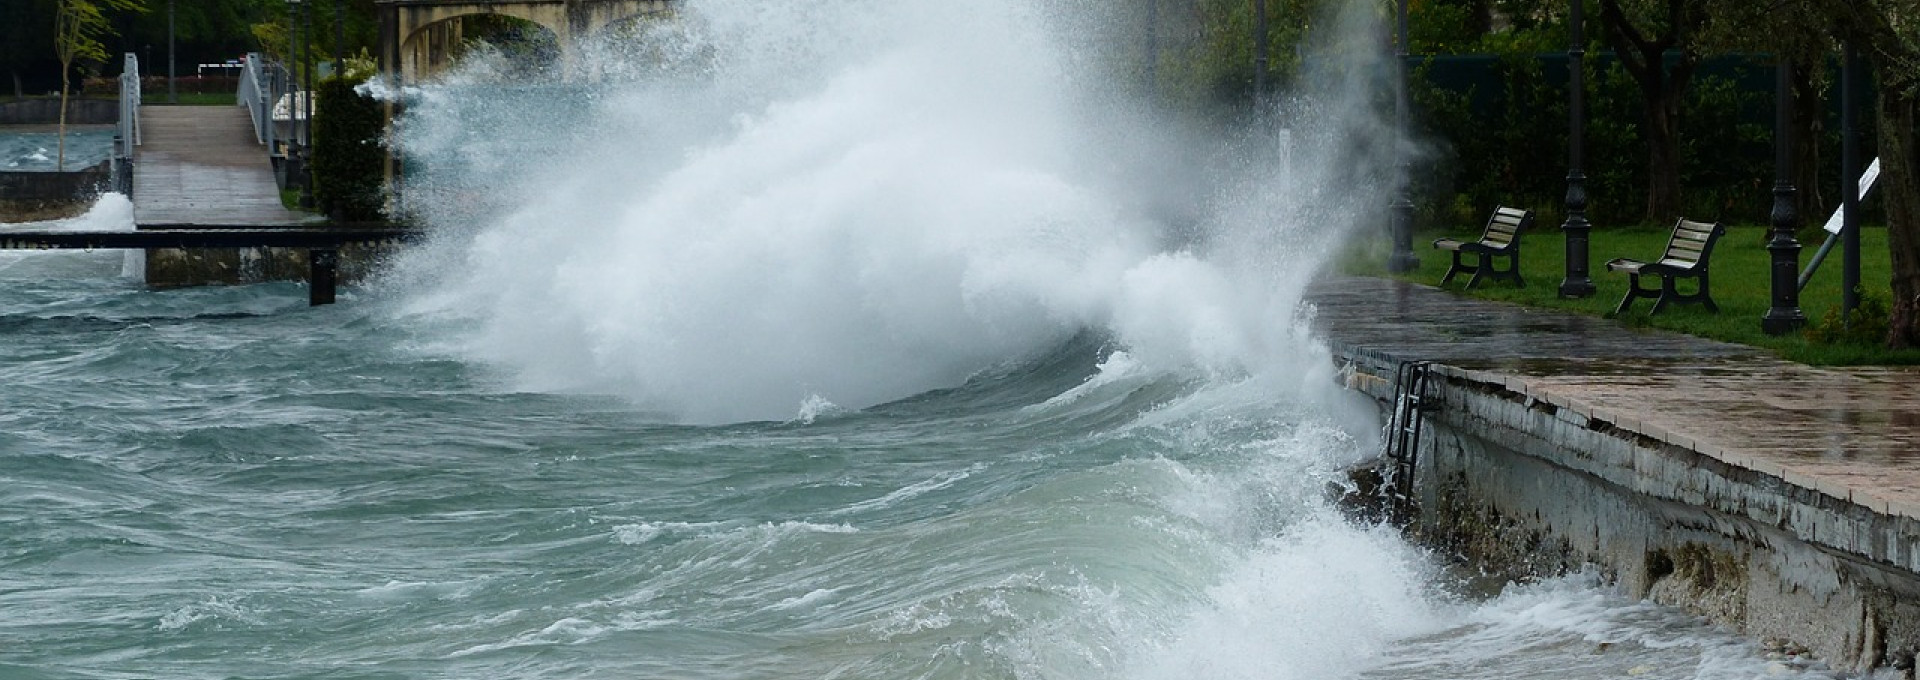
[1605,218,1727,315]
[1433,206,1533,288]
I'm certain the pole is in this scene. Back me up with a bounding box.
[1253,0,1268,101]
[1386,0,1418,272]
[298,0,315,210]
[1763,58,1805,335]
[1841,40,1861,321]
[1144,0,1157,89]
[335,0,345,79]
[166,0,176,104]
[1558,0,1595,297]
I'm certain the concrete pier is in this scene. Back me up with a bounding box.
[1307,277,1920,673]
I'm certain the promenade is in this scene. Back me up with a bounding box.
[131,105,306,226]
[1304,275,1920,670]
[1306,276,1920,519]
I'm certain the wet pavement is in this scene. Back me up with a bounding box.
[132,106,308,226]
[1306,276,1920,520]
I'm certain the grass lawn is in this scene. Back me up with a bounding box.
[1342,222,1920,366]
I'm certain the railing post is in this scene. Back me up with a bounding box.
[309,248,338,306]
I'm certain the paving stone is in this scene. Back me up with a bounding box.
[1307,276,1920,521]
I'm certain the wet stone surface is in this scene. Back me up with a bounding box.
[1306,276,1920,520]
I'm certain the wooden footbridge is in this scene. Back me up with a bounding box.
[1,91,414,305]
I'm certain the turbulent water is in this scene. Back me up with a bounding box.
[0,130,114,171]
[0,0,1836,678]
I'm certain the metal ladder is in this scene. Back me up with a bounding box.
[1383,360,1435,521]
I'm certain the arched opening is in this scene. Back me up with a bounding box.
[400,13,562,81]
[458,14,563,77]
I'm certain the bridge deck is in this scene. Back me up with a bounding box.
[132,106,308,226]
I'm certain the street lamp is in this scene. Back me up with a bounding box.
[167,0,176,104]
[290,0,314,210]
[1386,0,1418,273]
[1762,58,1805,335]
[1558,0,1595,297]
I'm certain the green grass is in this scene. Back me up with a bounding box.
[1341,223,1920,366]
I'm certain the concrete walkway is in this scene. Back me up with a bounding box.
[1305,277,1920,519]
[132,106,308,226]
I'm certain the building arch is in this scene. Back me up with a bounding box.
[379,0,673,82]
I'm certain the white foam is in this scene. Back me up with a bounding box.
[387,0,1397,424]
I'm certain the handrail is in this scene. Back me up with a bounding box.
[118,53,140,154]
[238,52,271,145]
[112,53,140,195]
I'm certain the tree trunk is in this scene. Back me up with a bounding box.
[57,64,69,172]
[10,70,21,100]
[1791,67,1824,228]
[1882,87,1920,348]
[1596,0,1700,224]
[1644,82,1685,220]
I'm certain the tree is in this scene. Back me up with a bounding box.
[54,0,145,170]
[1693,0,1832,223]
[1,0,58,99]
[1802,0,1920,347]
[1594,0,1707,222]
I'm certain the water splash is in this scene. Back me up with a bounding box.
[387,0,1397,424]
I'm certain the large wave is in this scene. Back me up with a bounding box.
[385,0,1396,423]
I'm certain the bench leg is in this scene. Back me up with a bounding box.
[1440,255,1464,286]
[1614,273,1647,315]
[1699,273,1717,313]
[1464,259,1488,289]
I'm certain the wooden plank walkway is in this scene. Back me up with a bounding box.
[132,106,308,226]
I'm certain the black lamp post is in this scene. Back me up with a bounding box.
[1386,0,1418,273]
[1558,0,1595,297]
[1762,58,1805,335]
[166,0,176,104]
[292,0,314,210]
[335,0,346,80]
[1253,0,1268,100]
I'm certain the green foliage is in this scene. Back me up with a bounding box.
[1157,0,1325,118]
[312,73,386,223]
[1408,49,1783,231]
[1806,289,1892,345]
[55,0,146,69]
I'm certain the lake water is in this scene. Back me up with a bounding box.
[0,0,1832,677]
[0,129,115,171]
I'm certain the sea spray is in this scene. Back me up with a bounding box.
[384,0,1399,424]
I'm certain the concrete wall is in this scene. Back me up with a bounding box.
[1339,361,1920,675]
[144,243,393,289]
[0,99,118,125]
[0,161,111,222]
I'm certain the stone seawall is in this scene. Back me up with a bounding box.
[0,99,118,125]
[144,243,393,289]
[0,162,112,222]
[1337,355,1920,675]
[1305,277,1920,676]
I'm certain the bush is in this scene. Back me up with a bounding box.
[312,74,386,222]
[1805,289,1892,345]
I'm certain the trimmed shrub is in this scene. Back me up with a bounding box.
[312,74,385,222]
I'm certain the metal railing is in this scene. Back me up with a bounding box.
[113,52,141,195]
[118,53,141,154]
[238,52,298,154]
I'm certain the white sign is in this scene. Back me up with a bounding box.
[1824,157,1882,234]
